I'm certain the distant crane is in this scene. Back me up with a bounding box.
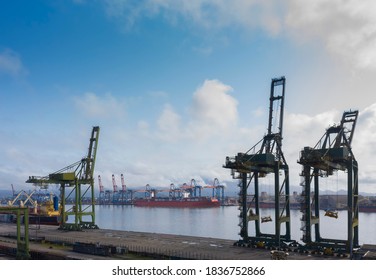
[121,174,126,192]
[26,126,100,230]
[190,179,202,197]
[112,174,121,204]
[98,175,104,193]
[120,173,127,203]
[11,184,15,197]
[112,174,118,193]
[204,178,225,204]
[120,173,134,204]
[98,175,105,205]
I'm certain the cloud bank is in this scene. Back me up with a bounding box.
[103,0,376,71]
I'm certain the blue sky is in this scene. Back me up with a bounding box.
[1,0,376,194]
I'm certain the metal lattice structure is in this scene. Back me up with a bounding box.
[26,126,100,231]
[224,76,291,247]
[0,207,30,259]
[298,110,359,254]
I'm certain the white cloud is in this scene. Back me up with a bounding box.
[156,103,181,141]
[103,0,376,70]
[189,79,238,136]
[73,92,126,119]
[0,49,26,76]
[103,0,283,33]
[285,0,376,70]
[102,78,241,187]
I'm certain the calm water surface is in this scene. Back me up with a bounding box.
[94,205,376,245]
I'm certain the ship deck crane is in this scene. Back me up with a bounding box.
[298,110,359,255]
[224,76,291,247]
[26,126,100,231]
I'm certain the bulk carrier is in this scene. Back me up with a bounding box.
[0,190,63,225]
[133,196,220,208]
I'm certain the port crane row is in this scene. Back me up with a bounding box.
[19,76,361,257]
[224,76,360,256]
[97,176,226,205]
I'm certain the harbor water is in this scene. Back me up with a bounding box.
[93,205,376,245]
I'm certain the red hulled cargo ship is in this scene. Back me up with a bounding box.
[133,196,220,208]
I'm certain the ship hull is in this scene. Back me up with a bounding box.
[134,197,220,208]
[359,206,376,213]
[0,213,61,225]
[27,215,61,226]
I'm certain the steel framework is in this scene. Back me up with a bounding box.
[0,207,30,259]
[298,110,359,254]
[224,76,291,247]
[26,126,100,230]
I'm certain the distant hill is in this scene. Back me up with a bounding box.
[0,189,12,197]
[219,181,376,197]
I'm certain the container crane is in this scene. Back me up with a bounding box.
[190,179,202,197]
[169,183,181,199]
[298,110,359,255]
[224,77,291,247]
[204,178,225,204]
[98,175,104,193]
[112,174,118,193]
[98,175,105,205]
[112,174,122,204]
[26,126,100,230]
[120,173,126,203]
[120,173,126,192]
[120,173,134,204]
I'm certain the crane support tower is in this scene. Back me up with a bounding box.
[298,110,359,254]
[26,126,100,231]
[224,76,291,247]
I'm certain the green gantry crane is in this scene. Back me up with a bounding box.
[0,206,30,259]
[26,126,100,231]
[224,77,291,248]
[298,110,359,255]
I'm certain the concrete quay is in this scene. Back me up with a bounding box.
[0,224,358,260]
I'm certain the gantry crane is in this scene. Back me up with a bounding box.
[298,110,359,255]
[26,126,100,230]
[190,179,202,197]
[98,175,105,205]
[204,178,225,205]
[224,76,291,247]
[111,174,120,204]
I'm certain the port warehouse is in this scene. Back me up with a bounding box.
[0,76,375,259]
